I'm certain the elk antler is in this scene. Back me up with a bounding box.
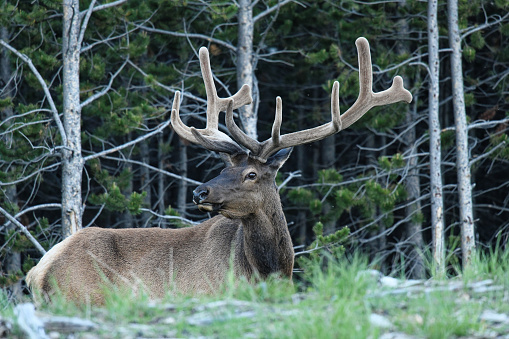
[171,47,253,154]
[225,37,413,162]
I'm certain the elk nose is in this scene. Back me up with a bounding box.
[193,188,209,204]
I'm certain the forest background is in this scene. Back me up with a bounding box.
[0,0,508,300]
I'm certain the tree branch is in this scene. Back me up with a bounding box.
[0,163,60,187]
[134,23,236,52]
[78,0,127,18]
[140,208,199,226]
[83,120,172,162]
[0,206,46,255]
[0,40,67,146]
[126,59,206,104]
[98,155,203,186]
[440,117,509,132]
[78,0,97,47]
[470,140,506,166]
[460,12,509,41]
[253,0,305,23]
[278,171,301,190]
[80,58,128,108]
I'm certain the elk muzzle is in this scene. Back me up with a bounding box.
[193,186,222,212]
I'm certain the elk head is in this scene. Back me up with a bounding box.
[192,148,292,219]
[170,38,412,219]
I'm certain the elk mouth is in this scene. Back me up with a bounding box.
[196,202,223,212]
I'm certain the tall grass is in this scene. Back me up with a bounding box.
[3,249,509,338]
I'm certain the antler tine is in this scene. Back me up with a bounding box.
[338,37,413,129]
[226,96,285,161]
[200,47,253,127]
[247,37,412,162]
[271,97,283,146]
[225,98,261,154]
[226,83,341,162]
[170,90,192,141]
[189,100,245,154]
[170,47,252,154]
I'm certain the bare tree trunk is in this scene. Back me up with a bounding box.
[321,88,336,235]
[122,162,134,228]
[366,133,385,269]
[1,26,21,298]
[61,0,83,238]
[398,0,425,279]
[140,139,152,226]
[158,133,166,216]
[177,138,188,217]
[237,0,257,139]
[404,93,425,279]
[321,136,336,169]
[296,108,307,245]
[377,136,387,274]
[447,0,475,266]
[321,138,336,223]
[428,0,445,274]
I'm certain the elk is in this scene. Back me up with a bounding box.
[26,37,412,304]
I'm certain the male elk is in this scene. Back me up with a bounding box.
[26,37,412,304]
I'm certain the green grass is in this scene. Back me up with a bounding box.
[3,250,509,338]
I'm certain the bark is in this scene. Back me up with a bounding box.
[61,0,84,238]
[1,26,21,298]
[237,0,257,139]
[428,0,445,274]
[296,107,307,245]
[157,133,166,216]
[366,134,385,270]
[122,162,134,228]
[376,136,387,274]
[448,0,475,266]
[140,140,152,226]
[321,135,336,169]
[177,138,188,217]
[404,94,425,279]
[320,135,336,234]
[321,89,336,235]
[399,0,425,279]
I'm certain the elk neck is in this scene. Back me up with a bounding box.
[235,185,294,278]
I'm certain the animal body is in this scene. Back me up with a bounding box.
[26,37,412,304]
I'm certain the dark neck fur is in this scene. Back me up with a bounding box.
[235,190,294,278]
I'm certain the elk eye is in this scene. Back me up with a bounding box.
[245,172,257,180]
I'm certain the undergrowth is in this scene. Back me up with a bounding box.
[1,248,509,338]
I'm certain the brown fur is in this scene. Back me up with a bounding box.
[26,152,294,304]
[27,39,412,304]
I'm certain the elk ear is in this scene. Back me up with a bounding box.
[219,152,248,167]
[266,147,293,170]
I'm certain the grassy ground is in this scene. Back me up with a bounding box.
[2,249,509,338]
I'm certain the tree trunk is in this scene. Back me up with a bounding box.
[158,133,166,217]
[447,0,475,266]
[1,26,21,299]
[140,139,152,226]
[237,0,257,139]
[61,0,83,238]
[296,107,307,245]
[319,135,336,234]
[366,133,385,270]
[376,136,387,274]
[177,138,188,217]
[122,162,134,228]
[428,0,445,274]
[404,93,425,279]
[398,0,425,279]
[321,89,336,235]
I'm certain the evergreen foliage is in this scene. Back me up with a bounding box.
[0,0,508,289]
